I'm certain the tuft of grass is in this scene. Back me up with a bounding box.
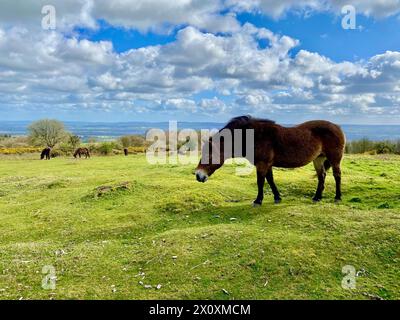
[0,154,399,300]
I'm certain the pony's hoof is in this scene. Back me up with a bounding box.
[312,198,321,203]
[252,202,262,207]
[334,198,342,203]
[274,199,282,204]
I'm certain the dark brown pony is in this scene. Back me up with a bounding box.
[40,147,51,160]
[73,147,90,159]
[195,116,346,206]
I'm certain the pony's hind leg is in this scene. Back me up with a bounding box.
[332,163,342,202]
[326,153,343,202]
[266,169,281,204]
[313,155,327,202]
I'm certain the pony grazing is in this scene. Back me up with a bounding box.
[73,147,90,159]
[195,116,346,206]
[40,147,51,160]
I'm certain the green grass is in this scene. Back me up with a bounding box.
[0,154,399,300]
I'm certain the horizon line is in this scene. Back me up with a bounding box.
[1,120,400,126]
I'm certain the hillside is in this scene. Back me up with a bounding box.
[0,154,399,299]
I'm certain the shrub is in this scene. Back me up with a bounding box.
[97,142,116,155]
[58,142,74,156]
[0,136,31,148]
[119,135,147,148]
[346,138,374,154]
[50,149,65,158]
[374,141,395,154]
[68,134,81,149]
[395,140,400,154]
[346,138,400,155]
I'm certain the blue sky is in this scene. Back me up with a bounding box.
[0,1,400,124]
[82,12,400,62]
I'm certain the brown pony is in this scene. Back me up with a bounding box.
[40,147,51,160]
[73,147,90,159]
[195,116,346,206]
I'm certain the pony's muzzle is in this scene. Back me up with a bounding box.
[195,170,208,183]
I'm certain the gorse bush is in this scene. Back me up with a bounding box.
[0,147,42,155]
[127,146,147,153]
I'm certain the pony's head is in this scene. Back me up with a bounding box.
[195,116,258,183]
[195,129,234,182]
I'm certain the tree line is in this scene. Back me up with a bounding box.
[1,119,400,155]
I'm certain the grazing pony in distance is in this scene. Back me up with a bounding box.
[124,148,128,156]
[74,147,90,159]
[40,147,51,160]
[195,116,346,206]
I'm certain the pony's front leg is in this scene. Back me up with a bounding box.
[253,166,267,207]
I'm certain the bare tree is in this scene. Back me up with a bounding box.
[28,119,67,148]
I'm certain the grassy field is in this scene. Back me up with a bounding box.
[0,153,399,300]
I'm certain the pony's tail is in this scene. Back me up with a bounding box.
[313,159,331,177]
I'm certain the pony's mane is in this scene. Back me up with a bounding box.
[222,115,275,130]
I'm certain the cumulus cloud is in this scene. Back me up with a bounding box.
[1,21,400,118]
[227,0,400,19]
[227,0,323,19]
[0,0,240,33]
[1,1,399,34]
[330,0,400,18]
[0,1,400,121]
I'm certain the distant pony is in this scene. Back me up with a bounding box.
[40,147,51,160]
[74,147,90,159]
[124,148,128,156]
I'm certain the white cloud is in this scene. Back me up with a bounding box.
[165,98,197,112]
[227,0,323,19]
[199,97,228,112]
[1,1,399,35]
[0,2,400,121]
[330,0,400,18]
[0,22,400,118]
[0,0,240,33]
[227,0,400,19]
